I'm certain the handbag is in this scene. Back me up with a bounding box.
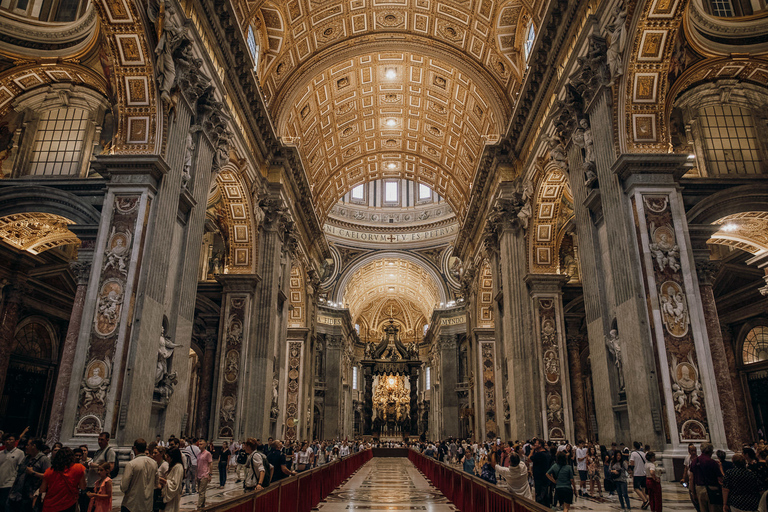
[153,487,166,511]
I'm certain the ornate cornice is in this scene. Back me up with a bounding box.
[456,0,577,258]
[0,6,98,59]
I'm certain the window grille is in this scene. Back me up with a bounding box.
[29,107,88,176]
[743,326,768,365]
[699,105,761,175]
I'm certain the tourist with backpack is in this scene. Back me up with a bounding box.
[234,445,248,483]
[547,451,578,512]
[243,439,268,493]
[82,433,116,512]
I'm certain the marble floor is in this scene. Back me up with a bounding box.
[108,459,699,512]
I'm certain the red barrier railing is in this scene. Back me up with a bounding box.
[408,449,550,512]
[203,449,373,512]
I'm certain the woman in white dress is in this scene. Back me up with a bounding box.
[161,449,184,512]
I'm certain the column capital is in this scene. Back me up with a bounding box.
[524,273,570,295]
[216,274,260,293]
[91,155,169,192]
[612,153,692,192]
[695,260,722,287]
[69,260,92,286]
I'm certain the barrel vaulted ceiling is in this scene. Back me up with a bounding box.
[252,0,536,222]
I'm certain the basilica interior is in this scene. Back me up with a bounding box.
[0,0,766,478]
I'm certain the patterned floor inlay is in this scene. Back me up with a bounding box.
[318,459,455,511]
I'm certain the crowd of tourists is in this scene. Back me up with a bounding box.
[412,438,768,512]
[0,429,370,512]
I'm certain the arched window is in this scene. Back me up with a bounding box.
[743,325,768,365]
[246,25,260,73]
[524,22,536,61]
[12,318,56,361]
[698,105,762,174]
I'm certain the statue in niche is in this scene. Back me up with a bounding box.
[572,118,597,184]
[518,179,534,230]
[605,329,625,391]
[150,0,188,104]
[181,129,196,189]
[156,327,181,388]
[605,2,628,85]
[270,378,279,420]
[210,252,223,275]
[564,254,580,282]
[545,134,568,170]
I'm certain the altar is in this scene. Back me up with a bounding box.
[361,319,421,439]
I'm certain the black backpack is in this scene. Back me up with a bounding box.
[236,449,248,465]
[247,452,272,488]
[106,447,119,478]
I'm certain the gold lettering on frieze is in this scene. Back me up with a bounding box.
[323,224,458,243]
[440,316,466,326]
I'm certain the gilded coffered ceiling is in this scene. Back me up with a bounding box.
[259,0,535,222]
[0,213,80,254]
[342,257,441,322]
[357,296,428,342]
[708,212,768,254]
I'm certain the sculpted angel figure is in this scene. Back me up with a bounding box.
[606,2,628,85]
[518,179,534,230]
[104,228,132,274]
[672,383,687,412]
[545,134,568,170]
[150,0,188,104]
[649,224,681,272]
[98,290,123,324]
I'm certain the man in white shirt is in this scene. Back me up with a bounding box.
[339,442,350,457]
[629,442,649,509]
[120,439,158,512]
[576,441,589,496]
[0,433,24,511]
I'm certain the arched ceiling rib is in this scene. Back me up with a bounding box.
[278,51,505,221]
[341,257,441,322]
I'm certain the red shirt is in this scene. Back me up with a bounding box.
[43,463,85,512]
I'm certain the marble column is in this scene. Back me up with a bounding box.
[564,313,589,444]
[363,366,373,436]
[323,335,342,439]
[695,261,746,449]
[246,192,292,438]
[485,183,539,440]
[410,367,419,436]
[0,280,26,398]
[195,335,217,439]
[615,154,728,452]
[439,334,459,438]
[46,235,96,444]
[722,326,751,440]
[526,275,573,442]
[213,275,259,441]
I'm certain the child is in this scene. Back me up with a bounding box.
[87,462,113,512]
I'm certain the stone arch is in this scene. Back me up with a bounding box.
[687,184,768,224]
[92,0,159,153]
[496,0,535,81]
[213,165,256,274]
[0,185,100,226]
[529,164,573,273]
[334,251,450,307]
[0,63,109,119]
[621,0,688,152]
[13,315,59,362]
[257,2,286,74]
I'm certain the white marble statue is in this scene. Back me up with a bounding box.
[605,329,625,391]
[156,327,181,386]
[606,2,628,85]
